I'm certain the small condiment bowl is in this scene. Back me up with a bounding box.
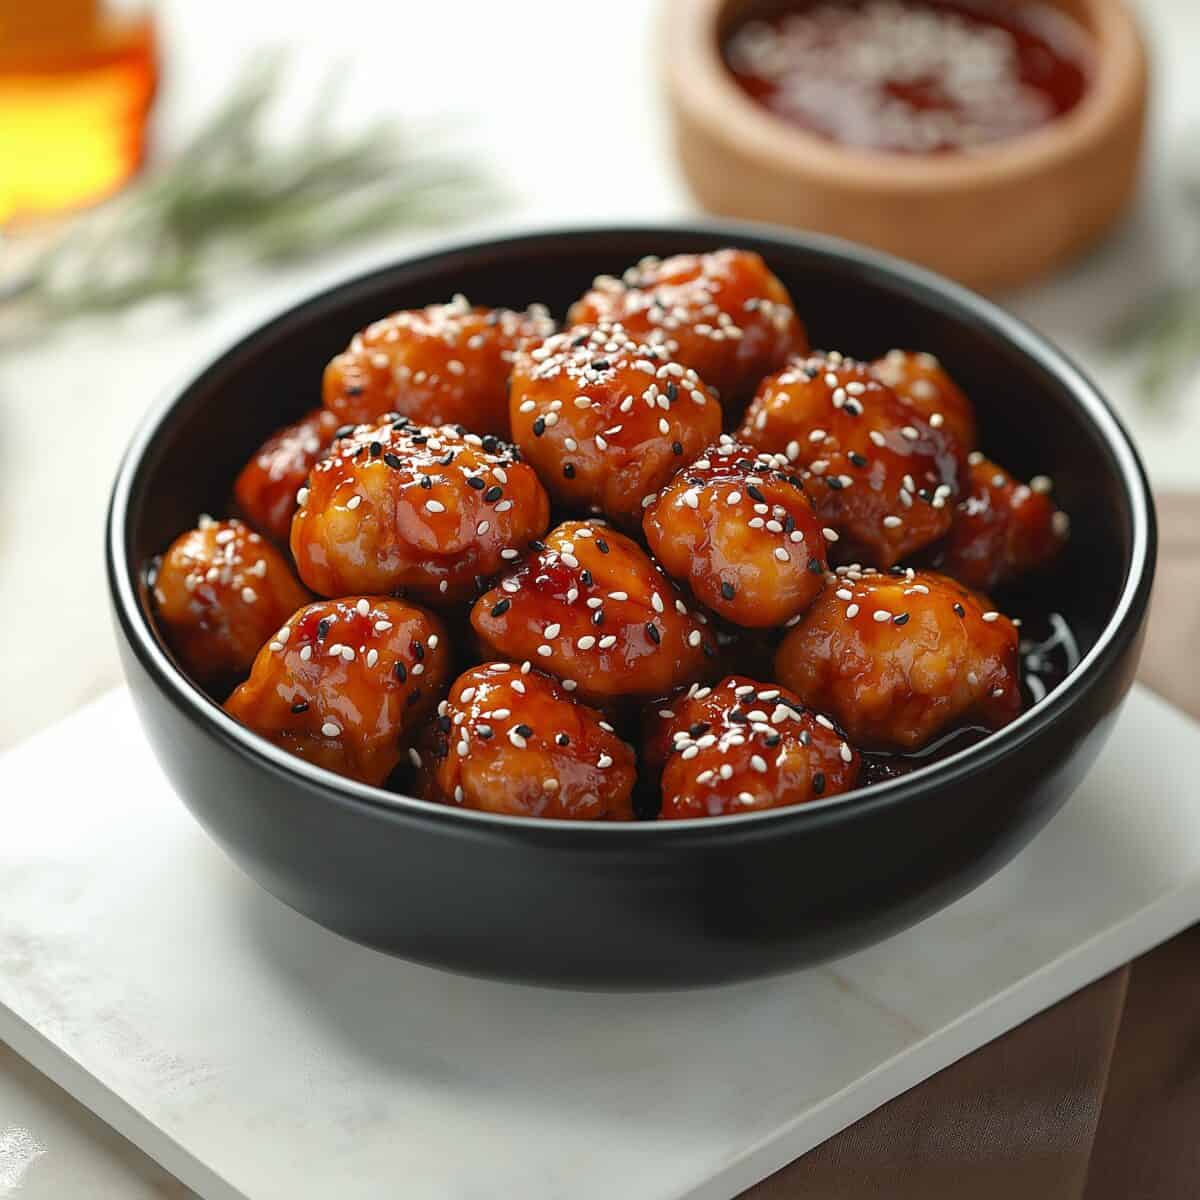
[664,0,1149,291]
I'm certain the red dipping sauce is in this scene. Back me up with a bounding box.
[724,0,1093,154]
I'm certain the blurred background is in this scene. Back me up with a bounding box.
[0,0,1197,1192]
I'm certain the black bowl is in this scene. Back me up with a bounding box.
[107,223,1155,988]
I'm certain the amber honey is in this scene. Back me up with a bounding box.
[0,0,158,222]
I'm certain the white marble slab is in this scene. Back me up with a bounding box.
[1,684,1199,1200]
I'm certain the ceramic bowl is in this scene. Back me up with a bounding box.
[108,223,1155,988]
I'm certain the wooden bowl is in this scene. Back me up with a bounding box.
[664,0,1149,291]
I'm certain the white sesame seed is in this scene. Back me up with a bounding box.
[346,495,362,510]
[883,515,903,528]
[501,549,519,560]
[537,644,553,657]
[840,742,853,763]
[900,426,920,441]
[774,547,789,562]
[408,748,422,768]
[750,755,767,774]
[241,586,257,604]
[846,604,860,618]
[869,431,887,447]
[425,499,445,514]
[321,722,341,738]
[808,429,827,443]
[651,592,665,613]
[873,609,892,622]
[597,754,614,769]
[300,645,312,661]
[982,611,1000,622]
[598,635,617,649]
[687,630,702,647]
[509,730,528,749]
[822,527,840,542]
[815,714,835,730]
[608,591,628,601]
[519,399,536,413]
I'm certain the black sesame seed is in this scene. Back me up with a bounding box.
[812,772,826,795]
[482,435,500,453]
[484,485,503,502]
[290,701,309,714]
[746,485,765,503]
[439,451,455,466]
[721,581,736,600]
[764,733,781,747]
[580,568,593,586]
[369,440,382,457]
[515,723,534,738]
[666,382,678,402]
[412,641,425,661]
[688,722,710,737]
[530,539,546,552]
[848,451,868,468]
[827,476,844,491]
[595,538,610,554]
[556,733,571,747]
[383,453,403,470]
[478,727,494,740]
[729,710,749,725]
[702,642,716,658]
[783,514,795,533]
[394,662,407,682]
[808,559,824,574]
[419,475,432,490]
[563,463,576,479]
[467,476,485,490]
[316,618,331,641]
[532,418,546,437]
[953,603,966,617]
[646,622,661,644]
[672,441,683,456]
[592,610,604,626]
[590,359,610,371]
[491,598,511,617]
[893,612,910,626]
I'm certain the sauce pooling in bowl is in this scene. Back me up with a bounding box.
[724,0,1092,154]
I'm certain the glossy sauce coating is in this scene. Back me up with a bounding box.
[509,323,722,530]
[323,297,556,436]
[567,249,806,410]
[225,597,448,786]
[775,567,1021,750]
[649,676,861,819]
[871,349,977,451]
[471,520,717,704]
[738,352,961,567]
[643,439,828,627]
[153,517,309,685]
[290,418,550,605]
[234,408,341,544]
[417,663,636,819]
[935,453,1069,590]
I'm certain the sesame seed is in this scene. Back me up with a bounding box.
[687,630,702,647]
[598,635,617,649]
[750,755,767,773]
[519,400,536,413]
[869,431,886,447]
[900,426,920,441]
[597,754,614,769]
[608,591,628,601]
[241,586,257,604]
[982,611,1000,622]
[873,609,892,622]
[883,515,903,528]
[425,499,445,514]
[537,645,553,657]
[774,547,789,562]
[321,721,341,738]
[846,604,860,618]
[822,527,840,542]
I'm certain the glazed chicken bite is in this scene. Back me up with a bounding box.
[643,440,828,627]
[225,597,448,786]
[509,323,721,531]
[153,517,309,686]
[234,408,340,544]
[290,418,550,605]
[935,453,1069,591]
[323,296,556,437]
[417,663,636,819]
[774,568,1021,751]
[471,520,717,704]
[871,349,977,451]
[738,352,961,567]
[567,249,806,411]
[649,676,860,819]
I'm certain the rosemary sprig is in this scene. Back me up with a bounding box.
[1108,151,1200,406]
[1,54,494,330]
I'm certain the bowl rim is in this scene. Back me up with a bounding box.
[107,219,1157,843]
[664,0,1148,193]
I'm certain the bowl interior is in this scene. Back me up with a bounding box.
[119,225,1137,731]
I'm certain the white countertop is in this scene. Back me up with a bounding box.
[1,0,1197,1194]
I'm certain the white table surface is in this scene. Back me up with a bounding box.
[1,0,1197,1194]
